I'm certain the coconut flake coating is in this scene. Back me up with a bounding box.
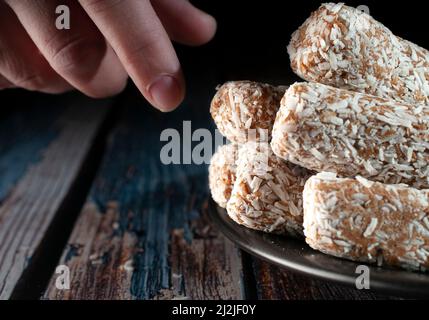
[227,141,313,236]
[304,172,429,271]
[209,144,239,208]
[288,3,429,106]
[271,82,429,188]
[210,81,287,144]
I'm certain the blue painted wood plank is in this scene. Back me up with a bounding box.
[44,63,245,299]
[0,92,110,299]
[0,94,62,202]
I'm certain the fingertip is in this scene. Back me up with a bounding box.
[41,85,74,95]
[84,77,128,98]
[153,0,217,46]
[147,74,185,112]
[192,11,217,45]
[181,11,217,46]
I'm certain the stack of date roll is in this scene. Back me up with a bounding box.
[209,81,313,236]
[209,3,429,272]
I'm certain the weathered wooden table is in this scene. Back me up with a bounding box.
[0,45,402,300]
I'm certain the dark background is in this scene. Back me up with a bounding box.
[181,0,428,85]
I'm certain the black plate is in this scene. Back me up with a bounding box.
[208,201,429,298]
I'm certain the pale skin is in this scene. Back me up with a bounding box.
[0,0,217,111]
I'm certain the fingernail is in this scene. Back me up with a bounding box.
[148,75,184,112]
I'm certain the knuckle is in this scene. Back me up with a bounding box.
[14,73,48,91]
[48,35,105,77]
[121,31,163,67]
[0,52,49,91]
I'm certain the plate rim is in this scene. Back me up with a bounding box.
[208,200,429,299]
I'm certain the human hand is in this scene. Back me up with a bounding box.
[0,0,216,111]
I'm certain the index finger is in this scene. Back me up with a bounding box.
[79,0,184,111]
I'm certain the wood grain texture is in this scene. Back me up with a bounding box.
[167,211,244,300]
[44,56,245,299]
[0,94,110,299]
[0,94,62,201]
[251,258,399,300]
